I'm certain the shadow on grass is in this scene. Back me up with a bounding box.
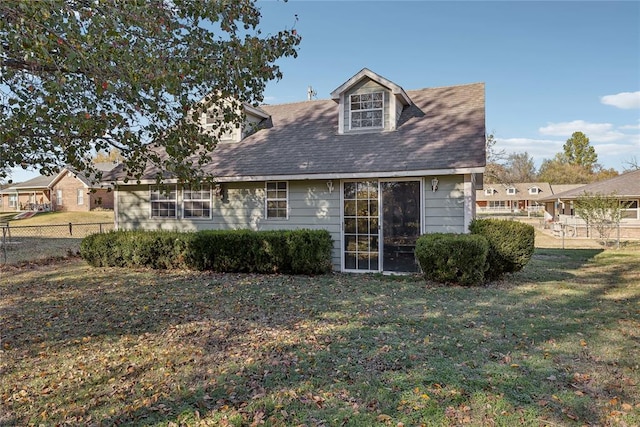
[1,250,639,426]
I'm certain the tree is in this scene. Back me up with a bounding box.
[93,148,123,164]
[504,152,537,183]
[484,132,507,183]
[538,155,593,184]
[563,131,598,173]
[575,192,627,244]
[623,156,640,172]
[0,0,300,184]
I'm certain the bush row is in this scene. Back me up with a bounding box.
[415,219,534,286]
[80,229,333,275]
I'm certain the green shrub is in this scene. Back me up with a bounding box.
[81,230,195,269]
[81,229,332,275]
[469,218,535,279]
[415,233,489,286]
[286,229,333,274]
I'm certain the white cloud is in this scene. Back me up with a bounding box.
[600,91,640,109]
[620,121,640,131]
[538,120,626,142]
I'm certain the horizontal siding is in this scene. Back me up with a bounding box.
[423,175,466,233]
[116,175,475,271]
[116,181,342,269]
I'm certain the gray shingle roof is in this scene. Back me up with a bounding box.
[107,82,486,182]
[541,169,640,200]
[0,175,56,192]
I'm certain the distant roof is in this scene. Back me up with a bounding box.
[476,182,553,201]
[1,163,119,193]
[0,175,56,191]
[541,169,640,200]
[106,81,486,183]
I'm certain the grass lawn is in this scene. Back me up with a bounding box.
[1,247,638,426]
[1,211,114,265]
[7,210,114,226]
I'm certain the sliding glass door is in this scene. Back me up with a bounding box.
[343,180,421,272]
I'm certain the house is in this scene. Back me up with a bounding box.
[0,163,117,213]
[540,169,640,238]
[476,182,584,214]
[105,68,486,273]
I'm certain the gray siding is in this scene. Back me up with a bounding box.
[423,175,466,233]
[115,175,471,272]
[116,180,342,269]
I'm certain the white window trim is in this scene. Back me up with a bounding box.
[77,189,84,205]
[56,189,63,206]
[529,187,539,195]
[9,194,17,208]
[182,185,212,220]
[150,185,178,218]
[484,188,494,196]
[265,181,289,219]
[349,91,384,131]
[506,187,516,195]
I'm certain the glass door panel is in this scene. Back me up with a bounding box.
[381,181,421,272]
[343,181,379,271]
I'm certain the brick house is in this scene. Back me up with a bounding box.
[0,163,116,213]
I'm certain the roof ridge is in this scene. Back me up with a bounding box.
[407,82,485,92]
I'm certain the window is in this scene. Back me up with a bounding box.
[204,113,235,140]
[489,201,507,209]
[350,92,383,129]
[621,200,639,219]
[183,186,211,219]
[57,189,63,206]
[77,189,84,205]
[150,186,177,218]
[484,188,494,196]
[266,181,288,219]
[529,187,539,195]
[506,187,516,195]
[9,194,17,208]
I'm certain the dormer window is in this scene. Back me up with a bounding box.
[204,113,235,141]
[350,92,384,130]
[484,188,494,196]
[506,187,516,195]
[529,187,539,195]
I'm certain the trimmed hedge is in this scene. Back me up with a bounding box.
[469,218,535,279]
[81,229,333,275]
[415,233,489,286]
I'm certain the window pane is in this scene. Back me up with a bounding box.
[344,200,356,216]
[344,218,356,233]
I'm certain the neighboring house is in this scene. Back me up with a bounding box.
[477,182,553,214]
[105,68,486,273]
[541,169,640,238]
[476,182,585,214]
[0,163,117,213]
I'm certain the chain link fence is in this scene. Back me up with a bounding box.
[1,222,114,265]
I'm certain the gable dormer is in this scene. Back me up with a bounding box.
[330,68,412,135]
[528,186,541,195]
[198,99,270,143]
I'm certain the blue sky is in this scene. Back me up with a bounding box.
[10,0,640,182]
[258,0,640,171]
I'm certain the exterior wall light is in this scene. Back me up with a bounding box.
[431,177,439,192]
[327,181,334,194]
